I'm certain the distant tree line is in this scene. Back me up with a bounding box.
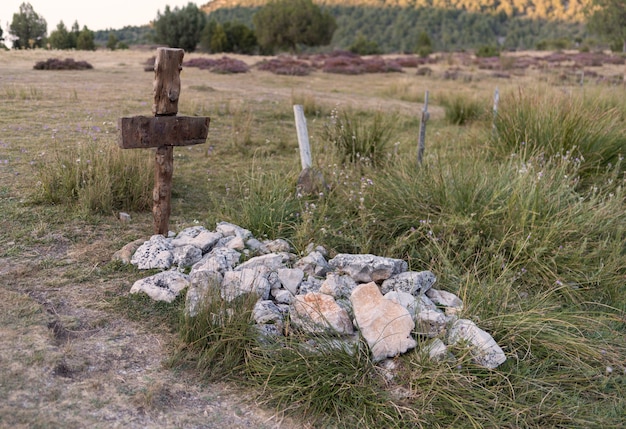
[2,0,624,54]
[151,0,336,54]
[48,21,95,50]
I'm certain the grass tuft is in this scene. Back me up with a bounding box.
[491,88,626,176]
[33,140,153,214]
[322,108,397,167]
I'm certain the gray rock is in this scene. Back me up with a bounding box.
[185,270,223,317]
[298,277,322,295]
[329,254,407,283]
[423,338,448,362]
[236,253,291,272]
[381,270,436,295]
[415,308,447,338]
[271,288,293,304]
[221,266,271,301]
[253,300,284,327]
[191,247,241,274]
[426,288,463,313]
[277,268,304,295]
[171,228,222,253]
[172,244,203,268]
[130,269,189,303]
[448,319,506,369]
[383,290,418,320]
[216,221,252,240]
[130,234,173,270]
[294,251,331,277]
[262,238,291,253]
[319,273,358,299]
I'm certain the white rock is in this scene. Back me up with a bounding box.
[172,244,203,268]
[191,247,241,274]
[329,254,407,283]
[423,338,448,362]
[216,221,252,240]
[383,290,418,320]
[253,300,284,327]
[236,253,291,271]
[271,288,293,304]
[130,270,189,303]
[448,319,506,369]
[130,234,173,270]
[350,282,416,361]
[185,270,223,317]
[381,270,436,295]
[426,288,463,310]
[294,251,331,277]
[262,238,291,253]
[415,308,447,337]
[221,266,271,301]
[277,268,304,295]
[320,273,358,299]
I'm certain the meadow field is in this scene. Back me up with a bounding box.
[0,48,624,428]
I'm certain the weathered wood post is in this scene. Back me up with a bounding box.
[492,86,500,135]
[417,90,429,165]
[118,48,210,235]
[293,105,312,170]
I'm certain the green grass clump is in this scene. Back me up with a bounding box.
[174,286,258,380]
[244,336,411,427]
[180,140,624,426]
[34,140,153,214]
[491,88,626,176]
[322,108,397,167]
[441,93,487,125]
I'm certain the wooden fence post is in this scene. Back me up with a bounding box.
[293,105,312,170]
[492,86,500,133]
[417,90,429,165]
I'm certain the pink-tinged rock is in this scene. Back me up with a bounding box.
[350,282,416,361]
[290,292,354,335]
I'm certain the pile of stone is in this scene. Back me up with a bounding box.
[116,222,505,369]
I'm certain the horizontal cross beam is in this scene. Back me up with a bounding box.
[117,115,210,149]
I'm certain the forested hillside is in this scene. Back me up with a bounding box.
[201,0,590,52]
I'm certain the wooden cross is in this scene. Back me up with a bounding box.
[118,47,210,236]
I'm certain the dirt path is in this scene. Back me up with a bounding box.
[0,231,301,428]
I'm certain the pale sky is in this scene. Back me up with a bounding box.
[1,1,205,35]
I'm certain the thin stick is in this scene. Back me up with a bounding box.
[417,90,429,165]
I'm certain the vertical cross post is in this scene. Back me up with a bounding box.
[118,48,210,236]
